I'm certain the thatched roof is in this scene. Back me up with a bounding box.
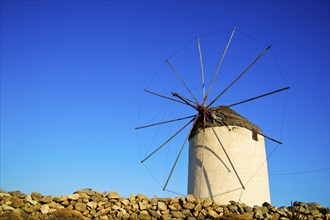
[189,105,261,139]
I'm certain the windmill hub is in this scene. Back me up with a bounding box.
[197,105,209,116]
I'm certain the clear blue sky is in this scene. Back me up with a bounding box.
[1,1,329,208]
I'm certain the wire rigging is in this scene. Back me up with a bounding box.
[136,27,292,198]
[270,168,330,176]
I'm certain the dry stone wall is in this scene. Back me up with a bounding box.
[0,189,329,220]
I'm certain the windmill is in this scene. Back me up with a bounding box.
[136,27,289,206]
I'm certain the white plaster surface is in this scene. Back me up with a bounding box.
[188,126,270,206]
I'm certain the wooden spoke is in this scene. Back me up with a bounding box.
[206,117,245,190]
[197,36,206,99]
[141,118,194,163]
[228,86,290,107]
[163,114,199,191]
[165,59,200,105]
[135,115,196,130]
[144,89,187,105]
[203,27,236,105]
[207,45,272,108]
[172,92,198,110]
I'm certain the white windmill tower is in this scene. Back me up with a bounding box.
[136,27,289,206]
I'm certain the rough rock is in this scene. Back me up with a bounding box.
[0,189,329,220]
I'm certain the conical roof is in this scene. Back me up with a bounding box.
[189,105,261,139]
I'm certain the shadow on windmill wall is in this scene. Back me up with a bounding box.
[189,144,235,201]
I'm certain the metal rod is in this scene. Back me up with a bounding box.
[206,117,245,190]
[203,27,236,105]
[207,45,272,108]
[228,86,290,107]
[172,92,198,106]
[141,118,194,163]
[221,117,283,145]
[163,114,199,190]
[144,89,187,106]
[165,59,200,105]
[261,133,283,145]
[172,92,197,110]
[135,115,196,130]
[197,36,206,99]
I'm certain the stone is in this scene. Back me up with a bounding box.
[151,196,158,204]
[208,209,219,218]
[245,206,253,213]
[129,194,136,202]
[87,201,98,209]
[229,204,238,212]
[216,206,224,213]
[53,195,67,203]
[169,202,182,210]
[40,195,53,204]
[123,213,131,220]
[49,201,64,209]
[31,192,43,201]
[0,192,11,198]
[182,209,194,218]
[137,194,149,200]
[132,203,139,211]
[171,210,186,218]
[10,197,24,208]
[95,207,111,217]
[161,209,170,214]
[112,204,121,210]
[262,202,272,208]
[254,209,263,219]
[91,193,102,202]
[149,209,161,218]
[139,210,151,219]
[272,213,280,220]
[75,202,87,212]
[40,204,50,214]
[139,201,148,210]
[68,193,80,200]
[108,192,120,199]
[158,201,167,211]
[130,212,138,219]
[161,213,172,220]
[187,194,196,203]
[242,212,254,219]
[0,211,24,220]
[183,202,195,209]
[277,208,288,217]
[230,200,239,206]
[121,199,130,206]
[194,203,202,211]
[202,198,213,207]
[2,204,15,211]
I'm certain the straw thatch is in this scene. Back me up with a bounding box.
[189,105,261,139]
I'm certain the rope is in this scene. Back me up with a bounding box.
[145,61,166,90]
[235,29,270,46]
[198,28,232,38]
[270,168,330,176]
[271,48,288,86]
[143,102,171,159]
[165,189,186,196]
[142,163,171,197]
[166,37,196,60]
[243,87,289,187]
